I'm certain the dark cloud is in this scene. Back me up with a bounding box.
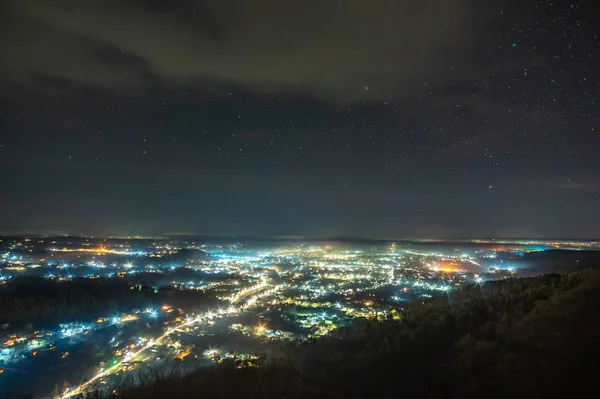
[1,0,598,239]
[2,0,472,102]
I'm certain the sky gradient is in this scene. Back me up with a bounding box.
[1,0,599,238]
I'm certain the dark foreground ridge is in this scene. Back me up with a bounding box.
[61,267,600,399]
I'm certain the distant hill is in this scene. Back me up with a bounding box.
[517,249,600,276]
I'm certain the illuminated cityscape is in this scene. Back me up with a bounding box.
[1,236,599,397]
[1,0,599,396]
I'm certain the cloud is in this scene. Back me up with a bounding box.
[1,0,472,102]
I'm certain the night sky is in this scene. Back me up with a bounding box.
[1,0,599,239]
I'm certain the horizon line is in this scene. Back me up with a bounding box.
[1,233,599,242]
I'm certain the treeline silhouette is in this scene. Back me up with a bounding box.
[76,267,600,399]
[0,276,216,328]
[0,277,138,327]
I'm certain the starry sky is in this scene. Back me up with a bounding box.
[0,0,599,239]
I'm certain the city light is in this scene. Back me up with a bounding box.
[0,236,596,398]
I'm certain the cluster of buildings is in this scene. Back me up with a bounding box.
[1,235,590,397]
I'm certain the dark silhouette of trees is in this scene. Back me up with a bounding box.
[0,276,216,327]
